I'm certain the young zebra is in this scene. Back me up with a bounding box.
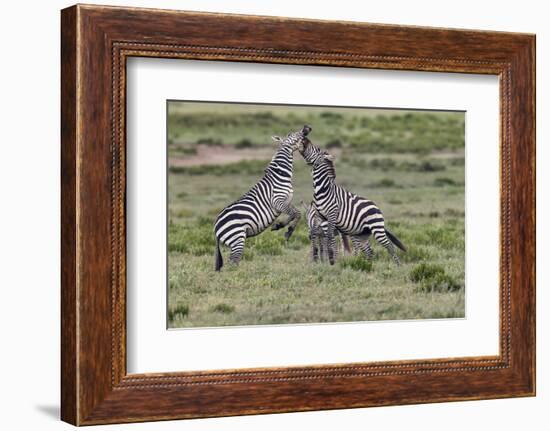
[299,139,406,265]
[214,125,312,271]
[302,201,351,262]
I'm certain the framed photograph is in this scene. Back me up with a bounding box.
[61,4,535,425]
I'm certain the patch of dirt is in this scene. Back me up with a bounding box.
[170,145,274,167]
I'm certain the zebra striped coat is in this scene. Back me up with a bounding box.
[300,140,406,265]
[214,125,312,271]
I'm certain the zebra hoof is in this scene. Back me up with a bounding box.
[284,229,294,241]
[271,223,283,231]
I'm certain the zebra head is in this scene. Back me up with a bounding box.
[300,134,334,170]
[272,125,312,152]
[300,137,327,166]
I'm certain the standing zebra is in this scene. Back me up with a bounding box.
[302,201,351,262]
[299,140,406,265]
[214,125,312,271]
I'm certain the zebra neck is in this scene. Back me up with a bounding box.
[312,170,335,189]
[265,146,294,179]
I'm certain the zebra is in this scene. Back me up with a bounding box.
[214,125,312,271]
[299,140,406,265]
[302,201,351,262]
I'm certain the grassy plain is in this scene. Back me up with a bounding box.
[167,102,465,328]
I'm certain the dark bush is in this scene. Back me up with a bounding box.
[235,138,254,149]
[326,139,343,149]
[372,178,397,188]
[196,137,223,146]
[369,158,397,171]
[434,177,458,187]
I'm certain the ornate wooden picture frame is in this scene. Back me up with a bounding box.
[61,4,535,425]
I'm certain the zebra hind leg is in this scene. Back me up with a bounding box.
[319,231,328,262]
[373,230,400,265]
[310,231,320,262]
[326,230,336,265]
[228,236,246,265]
[350,235,374,260]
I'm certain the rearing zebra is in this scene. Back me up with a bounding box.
[214,125,312,271]
[300,139,406,265]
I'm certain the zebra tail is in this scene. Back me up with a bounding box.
[215,237,223,271]
[385,228,407,252]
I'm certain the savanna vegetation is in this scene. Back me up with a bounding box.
[167,102,465,328]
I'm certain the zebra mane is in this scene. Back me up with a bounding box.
[264,138,294,175]
[312,151,336,179]
[324,158,336,179]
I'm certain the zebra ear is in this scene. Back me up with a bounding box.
[324,153,336,162]
[271,136,283,144]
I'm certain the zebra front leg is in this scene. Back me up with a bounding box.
[325,222,337,265]
[284,205,301,241]
[271,203,301,241]
[319,229,329,262]
[310,230,320,262]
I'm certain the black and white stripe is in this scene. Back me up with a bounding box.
[300,140,406,265]
[214,125,312,271]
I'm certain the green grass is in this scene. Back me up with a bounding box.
[167,103,465,328]
[168,102,464,155]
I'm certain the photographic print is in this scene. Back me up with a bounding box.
[167,101,465,328]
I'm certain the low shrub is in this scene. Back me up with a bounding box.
[369,158,397,171]
[434,177,458,187]
[212,303,235,314]
[409,263,462,292]
[168,304,189,321]
[401,160,446,172]
[196,137,223,146]
[235,138,254,149]
[326,138,343,149]
[339,256,373,272]
[372,178,397,188]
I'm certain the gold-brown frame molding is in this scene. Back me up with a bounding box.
[61,4,535,425]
